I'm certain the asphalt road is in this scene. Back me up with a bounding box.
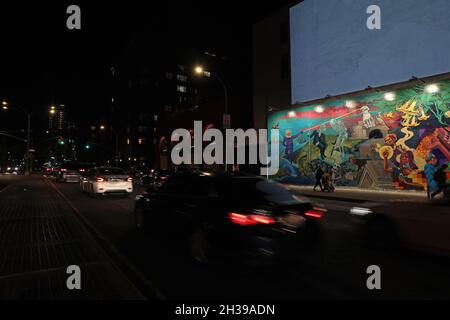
[4,174,450,299]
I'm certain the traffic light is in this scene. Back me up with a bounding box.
[58,137,65,145]
[85,144,91,150]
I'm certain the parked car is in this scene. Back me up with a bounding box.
[134,171,325,265]
[80,166,133,196]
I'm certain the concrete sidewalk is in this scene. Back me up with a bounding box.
[0,175,144,299]
[285,184,429,203]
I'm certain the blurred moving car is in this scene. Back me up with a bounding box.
[55,162,94,182]
[80,167,133,196]
[350,197,450,256]
[1,166,18,175]
[134,170,324,265]
[140,169,171,190]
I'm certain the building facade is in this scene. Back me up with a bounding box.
[268,74,450,190]
[252,4,293,130]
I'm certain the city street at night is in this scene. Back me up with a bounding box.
[2,173,449,300]
[1,0,450,310]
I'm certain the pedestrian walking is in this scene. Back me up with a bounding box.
[313,165,324,191]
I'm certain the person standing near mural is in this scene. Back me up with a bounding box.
[431,164,448,199]
[424,153,439,200]
[313,165,324,191]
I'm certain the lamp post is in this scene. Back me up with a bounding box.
[194,66,230,171]
[1,101,56,175]
[100,124,120,166]
[194,66,229,124]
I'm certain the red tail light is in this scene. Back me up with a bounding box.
[228,212,276,226]
[79,169,85,173]
[95,177,105,182]
[60,168,67,172]
[127,177,133,182]
[304,209,324,219]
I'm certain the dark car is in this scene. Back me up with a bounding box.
[134,171,324,265]
[55,162,94,182]
[140,169,171,190]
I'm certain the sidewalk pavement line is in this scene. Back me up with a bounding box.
[0,184,11,193]
[0,262,99,282]
[46,177,166,300]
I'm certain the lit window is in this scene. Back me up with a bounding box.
[177,85,187,93]
[138,138,146,145]
[154,114,158,121]
[177,74,188,82]
[127,138,130,145]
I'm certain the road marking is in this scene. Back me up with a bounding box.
[46,176,167,300]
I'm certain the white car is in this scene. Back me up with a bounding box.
[80,167,133,196]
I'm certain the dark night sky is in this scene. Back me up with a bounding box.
[0,1,292,132]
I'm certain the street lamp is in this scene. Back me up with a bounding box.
[193,65,229,123]
[194,66,204,75]
[99,124,120,166]
[1,101,57,175]
[194,65,230,171]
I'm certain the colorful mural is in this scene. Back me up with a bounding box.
[268,79,450,190]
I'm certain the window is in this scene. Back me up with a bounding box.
[165,72,173,79]
[280,55,290,80]
[138,138,146,145]
[177,74,187,82]
[280,21,289,45]
[177,85,187,93]
[153,114,158,121]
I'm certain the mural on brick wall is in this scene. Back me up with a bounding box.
[268,80,450,190]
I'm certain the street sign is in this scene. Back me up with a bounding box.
[223,114,231,129]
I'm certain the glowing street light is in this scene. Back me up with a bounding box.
[384,92,396,101]
[2,101,8,110]
[194,66,204,75]
[100,125,106,130]
[425,84,439,94]
[288,111,296,118]
[345,100,356,109]
[315,105,324,113]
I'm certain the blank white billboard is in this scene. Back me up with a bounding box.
[290,0,450,103]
